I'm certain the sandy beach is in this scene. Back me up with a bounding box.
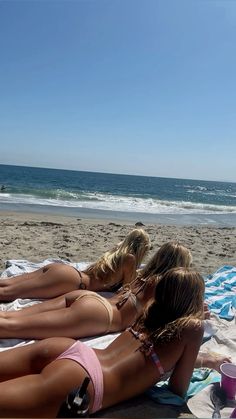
[0,210,236,418]
[0,210,236,275]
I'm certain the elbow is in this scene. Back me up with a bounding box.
[167,383,187,401]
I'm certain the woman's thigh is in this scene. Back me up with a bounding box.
[0,355,93,417]
[1,296,113,339]
[0,264,82,300]
[0,337,75,381]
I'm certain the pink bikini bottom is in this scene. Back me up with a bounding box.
[57,340,103,413]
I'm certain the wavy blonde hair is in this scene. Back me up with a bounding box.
[137,267,204,344]
[139,241,192,281]
[84,229,150,281]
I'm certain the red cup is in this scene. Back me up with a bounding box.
[220,363,236,400]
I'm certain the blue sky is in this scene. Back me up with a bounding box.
[0,0,236,182]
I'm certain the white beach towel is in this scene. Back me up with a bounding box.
[0,259,118,351]
[0,259,236,417]
[1,258,90,278]
[0,259,234,350]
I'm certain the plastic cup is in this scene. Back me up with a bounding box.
[230,407,236,418]
[220,363,236,400]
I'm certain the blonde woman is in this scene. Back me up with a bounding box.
[0,228,150,301]
[136,240,192,280]
[0,242,192,340]
[0,268,206,417]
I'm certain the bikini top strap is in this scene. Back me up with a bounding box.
[118,275,147,294]
[116,277,147,310]
[128,327,165,377]
[149,350,165,377]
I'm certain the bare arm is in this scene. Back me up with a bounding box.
[195,351,232,372]
[168,322,204,398]
[121,254,137,286]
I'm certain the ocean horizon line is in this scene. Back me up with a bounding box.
[0,163,235,185]
[1,164,236,226]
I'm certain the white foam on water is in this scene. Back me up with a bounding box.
[1,192,236,214]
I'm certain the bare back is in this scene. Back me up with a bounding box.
[95,322,203,409]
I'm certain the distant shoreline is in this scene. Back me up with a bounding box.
[1,203,236,227]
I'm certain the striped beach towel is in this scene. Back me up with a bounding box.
[205,265,236,320]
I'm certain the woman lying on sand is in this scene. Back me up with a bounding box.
[0,268,228,418]
[0,242,192,339]
[0,228,150,301]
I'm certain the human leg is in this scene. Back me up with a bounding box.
[0,344,94,418]
[0,295,114,339]
[0,337,75,382]
[0,290,84,318]
[0,264,82,301]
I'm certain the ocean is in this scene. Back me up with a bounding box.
[1,164,236,226]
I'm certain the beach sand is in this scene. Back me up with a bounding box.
[0,210,236,418]
[0,210,236,274]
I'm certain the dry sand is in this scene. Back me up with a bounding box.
[0,211,236,274]
[0,210,235,418]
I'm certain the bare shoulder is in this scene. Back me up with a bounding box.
[181,319,204,340]
[123,254,136,273]
[121,254,137,284]
[123,253,136,264]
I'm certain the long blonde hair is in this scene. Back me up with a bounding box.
[116,241,192,308]
[137,267,204,343]
[139,241,192,281]
[84,229,150,282]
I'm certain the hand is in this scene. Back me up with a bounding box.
[203,302,211,319]
[200,351,232,372]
